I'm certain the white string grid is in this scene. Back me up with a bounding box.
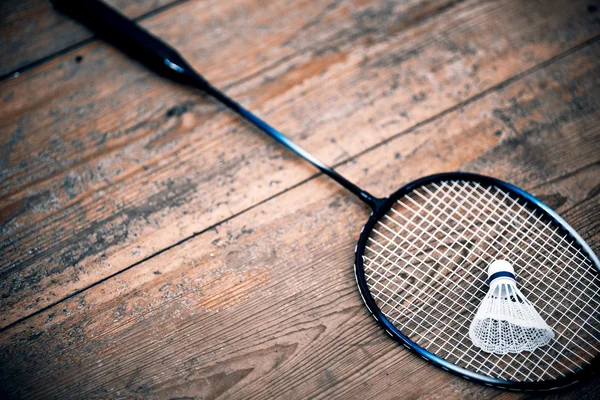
[362,180,600,382]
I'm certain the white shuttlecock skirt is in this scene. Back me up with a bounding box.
[469,277,554,354]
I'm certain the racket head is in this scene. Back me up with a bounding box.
[354,172,600,391]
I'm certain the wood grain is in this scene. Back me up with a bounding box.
[2,0,599,332]
[0,0,183,78]
[0,26,599,399]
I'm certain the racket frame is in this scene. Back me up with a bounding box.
[354,172,600,391]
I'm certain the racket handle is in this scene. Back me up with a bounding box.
[51,0,208,88]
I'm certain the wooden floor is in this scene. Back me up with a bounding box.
[1,0,599,398]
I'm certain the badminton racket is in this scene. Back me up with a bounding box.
[52,0,600,391]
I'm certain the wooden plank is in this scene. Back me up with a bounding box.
[0,36,598,399]
[1,0,599,329]
[0,0,182,78]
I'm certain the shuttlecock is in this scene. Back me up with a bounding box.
[469,260,554,354]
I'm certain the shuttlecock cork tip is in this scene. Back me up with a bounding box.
[488,260,514,276]
[487,260,515,284]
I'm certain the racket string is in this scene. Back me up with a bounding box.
[434,184,596,378]
[368,184,502,333]
[426,186,596,376]
[362,180,600,382]
[370,184,568,380]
